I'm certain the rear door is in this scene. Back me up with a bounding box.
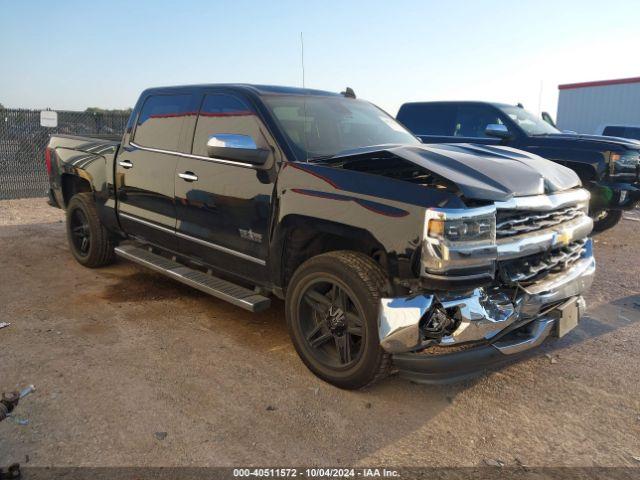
[116,93,195,249]
[174,91,277,282]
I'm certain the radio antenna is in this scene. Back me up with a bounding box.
[300,32,306,88]
[300,32,309,162]
[537,80,543,115]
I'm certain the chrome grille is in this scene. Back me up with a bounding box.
[496,206,585,238]
[499,239,587,284]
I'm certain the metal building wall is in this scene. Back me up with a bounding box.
[556,81,640,134]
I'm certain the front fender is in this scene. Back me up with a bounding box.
[273,162,463,283]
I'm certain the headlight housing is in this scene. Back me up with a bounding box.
[422,206,497,279]
[427,212,496,244]
[609,150,640,174]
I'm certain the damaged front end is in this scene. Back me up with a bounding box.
[378,188,595,383]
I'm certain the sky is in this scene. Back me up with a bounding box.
[1,0,639,118]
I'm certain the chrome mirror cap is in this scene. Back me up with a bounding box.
[206,134,270,166]
[207,134,258,150]
[485,124,511,139]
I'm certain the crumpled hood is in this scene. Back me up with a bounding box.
[333,143,581,202]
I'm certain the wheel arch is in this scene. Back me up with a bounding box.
[270,214,390,293]
[61,173,94,208]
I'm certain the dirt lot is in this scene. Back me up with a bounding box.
[1,198,639,468]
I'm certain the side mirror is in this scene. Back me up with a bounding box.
[485,124,511,139]
[206,134,270,165]
[541,111,557,128]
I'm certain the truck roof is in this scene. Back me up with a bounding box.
[400,100,514,109]
[141,84,342,98]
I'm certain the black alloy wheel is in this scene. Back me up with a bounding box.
[69,207,91,256]
[298,278,365,368]
[65,192,115,267]
[285,251,391,389]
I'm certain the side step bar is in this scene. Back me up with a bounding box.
[114,244,271,312]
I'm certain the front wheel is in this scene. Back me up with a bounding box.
[66,192,116,267]
[592,209,623,233]
[285,251,391,389]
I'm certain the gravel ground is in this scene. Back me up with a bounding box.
[0,198,639,467]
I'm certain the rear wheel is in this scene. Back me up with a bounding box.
[592,209,623,233]
[66,192,115,267]
[285,251,391,389]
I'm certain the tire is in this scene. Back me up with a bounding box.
[592,209,623,233]
[66,192,116,267]
[285,251,392,389]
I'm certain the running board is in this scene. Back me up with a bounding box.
[114,244,271,312]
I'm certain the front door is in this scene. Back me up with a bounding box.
[174,92,277,282]
[116,93,194,249]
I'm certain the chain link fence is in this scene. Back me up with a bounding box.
[0,109,129,200]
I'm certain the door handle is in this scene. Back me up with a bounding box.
[178,171,198,182]
[119,160,133,169]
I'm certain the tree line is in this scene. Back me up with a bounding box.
[0,104,131,114]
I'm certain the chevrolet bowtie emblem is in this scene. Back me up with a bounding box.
[557,229,572,245]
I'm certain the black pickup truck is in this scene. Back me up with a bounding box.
[46,84,595,388]
[397,101,640,232]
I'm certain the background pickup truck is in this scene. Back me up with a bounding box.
[46,84,595,388]
[397,101,640,232]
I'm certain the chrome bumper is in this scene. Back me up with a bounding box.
[378,247,595,354]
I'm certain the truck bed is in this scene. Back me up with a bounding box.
[48,134,121,153]
[46,134,122,212]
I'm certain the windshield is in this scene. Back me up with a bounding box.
[262,95,420,161]
[499,105,560,136]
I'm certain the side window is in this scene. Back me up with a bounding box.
[192,94,267,157]
[398,104,457,136]
[453,106,503,138]
[133,94,192,151]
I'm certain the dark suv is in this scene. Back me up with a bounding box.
[397,101,640,232]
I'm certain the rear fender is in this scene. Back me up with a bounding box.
[52,145,120,233]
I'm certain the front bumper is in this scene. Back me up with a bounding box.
[392,315,558,384]
[378,246,595,383]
